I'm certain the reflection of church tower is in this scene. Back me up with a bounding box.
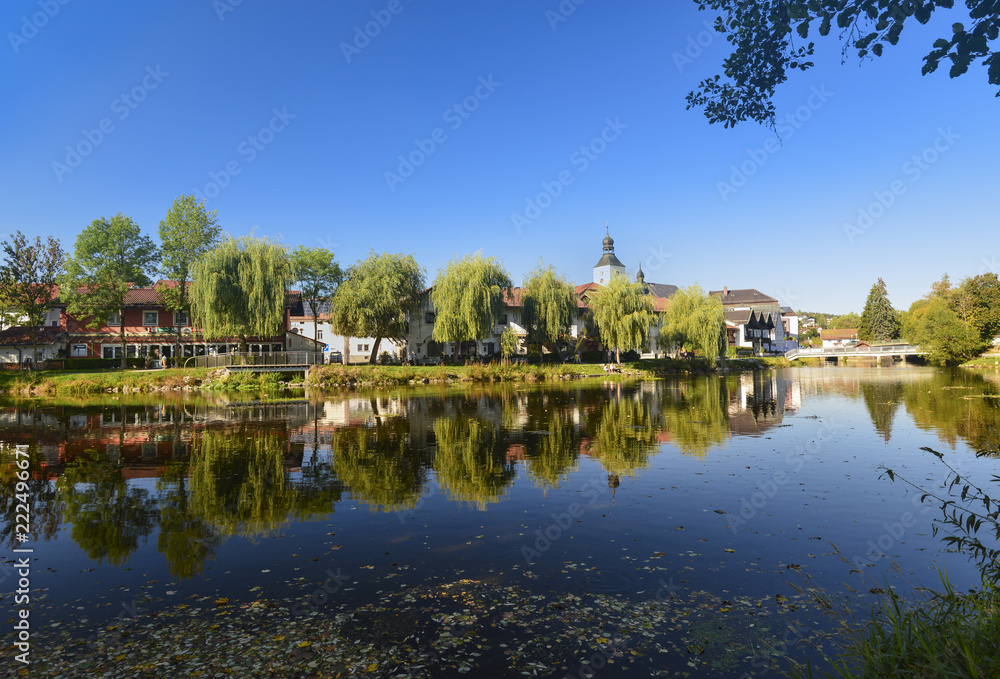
[593,227,626,285]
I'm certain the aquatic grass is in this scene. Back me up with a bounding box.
[803,570,1000,679]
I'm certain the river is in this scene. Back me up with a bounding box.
[3,366,999,677]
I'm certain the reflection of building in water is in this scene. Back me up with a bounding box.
[725,371,796,435]
[0,401,313,477]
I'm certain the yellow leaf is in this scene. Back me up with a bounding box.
[296,641,311,648]
[366,663,379,672]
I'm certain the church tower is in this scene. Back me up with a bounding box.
[593,227,626,285]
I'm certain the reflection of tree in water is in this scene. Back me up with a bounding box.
[659,377,730,459]
[900,370,1000,452]
[292,444,344,521]
[860,380,906,443]
[189,429,294,539]
[331,419,426,512]
[523,411,581,490]
[432,417,516,509]
[57,452,158,567]
[156,461,221,579]
[0,443,61,549]
[585,394,659,476]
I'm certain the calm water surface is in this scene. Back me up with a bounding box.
[3,366,999,677]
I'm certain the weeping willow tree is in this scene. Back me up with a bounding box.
[523,411,581,490]
[585,393,660,477]
[56,452,158,567]
[520,262,577,361]
[659,377,730,459]
[156,461,221,580]
[331,419,427,512]
[189,234,294,354]
[431,252,512,358]
[188,429,295,538]
[587,273,656,363]
[658,284,727,362]
[432,417,516,509]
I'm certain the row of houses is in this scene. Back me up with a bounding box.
[0,231,799,365]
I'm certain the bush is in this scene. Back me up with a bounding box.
[60,357,145,370]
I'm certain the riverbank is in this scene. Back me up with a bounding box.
[0,357,792,397]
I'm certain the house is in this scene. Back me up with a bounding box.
[711,287,789,352]
[287,297,404,364]
[820,328,859,347]
[53,281,299,361]
[0,326,68,366]
[781,306,799,342]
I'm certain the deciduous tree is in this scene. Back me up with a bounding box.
[520,262,577,361]
[189,234,294,355]
[158,195,222,361]
[61,214,158,368]
[689,1,1000,130]
[0,231,65,365]
[329,251,424,364]
[658,284,727,362]
[587,273,655,363]
[430,252,511,360]
[291,246,342,344]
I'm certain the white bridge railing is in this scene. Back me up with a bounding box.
[184,351,325,370]
[785,343,924,360]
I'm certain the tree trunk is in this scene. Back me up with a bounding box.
[368,337,382,365]
[31,326,39,368]
[239,335,248,364]
[120,326,128,370]
[615,346,620,364]
[175,326,181,370]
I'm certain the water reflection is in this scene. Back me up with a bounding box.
[3,368,998,578]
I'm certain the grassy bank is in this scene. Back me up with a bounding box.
[962,355,1000,368]
[0,367,217,397]
[0,354,795,397]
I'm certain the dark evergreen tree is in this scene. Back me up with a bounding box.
[859,278,899,342]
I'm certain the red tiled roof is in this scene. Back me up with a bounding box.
[0,326,66,346]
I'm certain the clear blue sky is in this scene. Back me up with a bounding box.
[1,1,995,314]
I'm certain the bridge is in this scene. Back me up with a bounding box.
[183,351,325,372]
[784,343,926,361]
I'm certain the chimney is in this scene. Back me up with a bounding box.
[723,286,728,297]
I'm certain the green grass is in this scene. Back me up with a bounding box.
[0,367,215,397]
[806,572,1000,678]
[962,355,1000,368]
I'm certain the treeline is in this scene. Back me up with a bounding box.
[2,196,734,367]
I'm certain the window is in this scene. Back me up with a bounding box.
[357,344,363,351]
[499,314,508,325]
[107,312,121,326]
[425,311,435,323]
[317,330,323,339]
[71,344,87,357]
[143,311,158,326]
[173,310,188,326]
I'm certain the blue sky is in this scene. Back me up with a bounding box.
[1,1,995,314]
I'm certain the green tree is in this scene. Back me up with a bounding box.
[329,251,425,364]
[903,296,982,365]
[0,231,65,365]
[190,234,294,355]
[291,246,342,343]
[330,419,426,512]
[689,1,1000,130]
[658,284,727,362]
[61,214,159,368]
[430,252,512,359]
[520,262,578,361]
[500,326,519,360]
[587,273,656,363]
[955,273,1000,349]
[158,195,222,361]
[831,312,862,329]
[859,278,900,342]
[156,462,221,579]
